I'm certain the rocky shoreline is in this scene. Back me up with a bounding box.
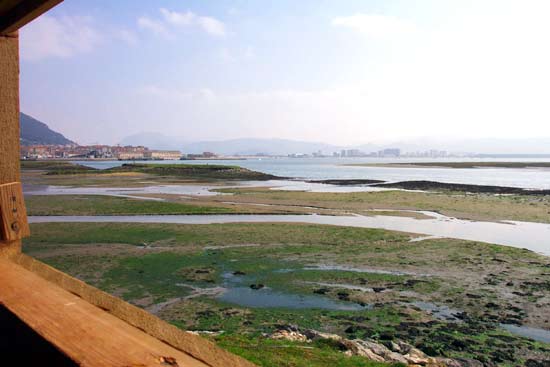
[268,324,550,367]
[269,324,486,367]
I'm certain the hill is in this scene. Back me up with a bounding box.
[120,133,344,155]
[20,113,75,146]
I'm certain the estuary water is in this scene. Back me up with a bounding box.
[28,212,550,256]
[74,157,550,190]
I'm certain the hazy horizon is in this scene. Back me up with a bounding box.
[20,0,550,147]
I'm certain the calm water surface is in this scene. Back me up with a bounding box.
[75,157,550,189]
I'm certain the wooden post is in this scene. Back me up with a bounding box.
[0,31,23,258]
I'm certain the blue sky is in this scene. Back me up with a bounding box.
[20,0,550,145]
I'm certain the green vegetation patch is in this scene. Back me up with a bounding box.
[215,186,550,223]
[212,334,399,367]
[23,160,278,181]
[25,194,234,216]
[21,160,96,174]
[26,222,408,247]
[108,163,278,180]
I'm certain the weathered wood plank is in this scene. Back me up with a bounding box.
[14,254,258,367]
[0,259,210,367]
[0,182,30,242]
[0,29,21,258]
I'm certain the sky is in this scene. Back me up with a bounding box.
[19,0,550,146]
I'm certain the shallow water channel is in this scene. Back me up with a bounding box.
[29,212,550,256]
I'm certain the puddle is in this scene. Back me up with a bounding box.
[306,282,374,293]
[410,301,463,321]
[500,324,550,343]
[216,271,367,310]
[252,180,394,193]
[409,302,550,343]
[217,286,367,311]
[409,235,444,243]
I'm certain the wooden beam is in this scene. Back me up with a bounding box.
[0,0,63,35]
[0,182,30,242]
[14,254,258,367]
[0,259,211,367]
[0,28,21,258]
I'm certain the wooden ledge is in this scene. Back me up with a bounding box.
[0,258,209,366]
[11,254,256,367]
[0,257,257,367]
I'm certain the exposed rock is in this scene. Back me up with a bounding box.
[313,287,330,295]
[387,340,402,353]
[341,340,386,362]
[404,347,429,365]
[249,283,264,290]
[302,329,343,341]
[270,329,309,343]
[269,325,485,367]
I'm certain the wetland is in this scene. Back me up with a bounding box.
[21,161,550,366]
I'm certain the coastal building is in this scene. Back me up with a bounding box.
[113,145,148,160]
[378,148,401,157]
[345,149,364,157]
[144,150,182,160]
[185,151,218,159]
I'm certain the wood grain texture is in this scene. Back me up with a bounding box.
[0,182,30,241]
[0,34,19,184]
[0,31,22,256]
[0,259,210,367]
[14,254,258,367]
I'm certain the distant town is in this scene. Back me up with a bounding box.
[20,144,217,160]
[289,148,462,158]
[20,143,476,160]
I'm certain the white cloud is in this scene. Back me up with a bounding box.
[116,29,138,45]
[196,16,226,37]
[135,85,382,144]
[219,48,236,63]
[137,16,170,37]
[160,8,195,26]
[137,85,216,102]
[140,8,227,38]
[219,46,255,63]
[20,15,101,61]
[331,14,417,39]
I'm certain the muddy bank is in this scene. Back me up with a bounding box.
[307,179,385,186]
[372,180,550,195]
[24,160,282,181]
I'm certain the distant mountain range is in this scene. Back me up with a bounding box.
[120,133,347,155]
[18,118,550,156]
[20,113,75,146]
[120,131,550,156]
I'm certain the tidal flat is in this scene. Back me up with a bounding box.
[24,222,550,365]
[20,161,550,365]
